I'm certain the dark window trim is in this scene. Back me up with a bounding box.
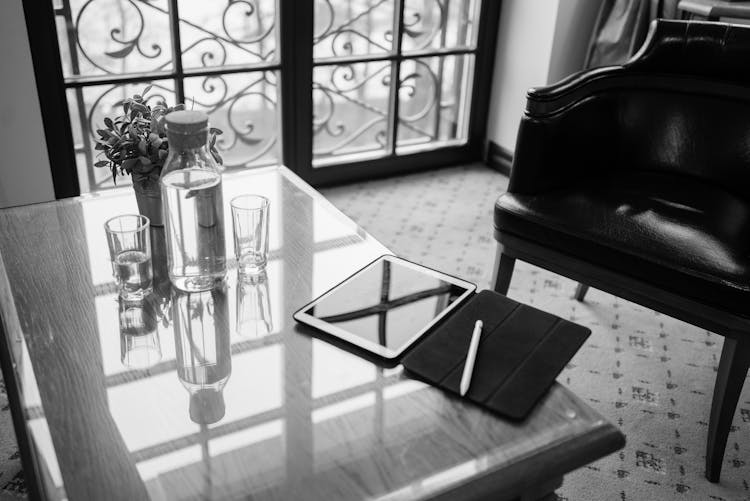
[23,0,79,199]
[279,0,314,175]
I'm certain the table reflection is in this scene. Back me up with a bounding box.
[173,285,232,425]
[151,226,172,299]
[119,293,163,369]
[236,270,273,339]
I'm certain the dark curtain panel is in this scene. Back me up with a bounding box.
[585,0,680,68]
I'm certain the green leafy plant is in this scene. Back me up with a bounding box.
[95,85,223,188]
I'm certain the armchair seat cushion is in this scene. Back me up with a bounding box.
[494,171,750,315]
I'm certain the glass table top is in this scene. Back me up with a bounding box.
[0,166,621,501]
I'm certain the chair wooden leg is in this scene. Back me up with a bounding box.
[574,283,589,302]
[706,337,750,482]
[492,244,515,295]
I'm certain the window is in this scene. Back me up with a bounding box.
[30,0,500,196]
[312,0,479,165]
[53,0,281,193]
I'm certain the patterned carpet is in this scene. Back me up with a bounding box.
[321,163,750,501]
[0,382,25,499]
[2,163,750,500]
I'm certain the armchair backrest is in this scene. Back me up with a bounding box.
[509,19,750,199]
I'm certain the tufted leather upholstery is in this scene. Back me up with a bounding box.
[495,19,750,318]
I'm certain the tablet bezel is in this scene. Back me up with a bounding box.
[293,254,476,360]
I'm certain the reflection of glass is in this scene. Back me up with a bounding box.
[236,270,273,338]
[119,293,162,369]
[173,284,232,424]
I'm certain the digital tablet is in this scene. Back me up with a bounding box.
[293,255,476,360]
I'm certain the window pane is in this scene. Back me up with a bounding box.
[184,71,280,169]
[68,81,176,193]
[313,62,392,165]
[401,0,480,53]
[314,0,395,60]
[178,0,277,69]
[396,55,474,153]
[56,0,173,78]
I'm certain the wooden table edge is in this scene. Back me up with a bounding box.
[427,415,625,500]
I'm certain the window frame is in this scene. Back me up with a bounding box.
[26,0,501,197]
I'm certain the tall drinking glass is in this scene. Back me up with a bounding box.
[105,214,153,298]
[231,195,270,275]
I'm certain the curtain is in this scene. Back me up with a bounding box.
[585,0,680,68]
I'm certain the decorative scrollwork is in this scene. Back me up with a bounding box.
[187,71,279,168]
[313,60,442,159]
[312,0,460,59]
[85,70,279,190]
[63,0,276,77]
[401,0,446,51]
[313,0,393,58]
[73,0,169,75]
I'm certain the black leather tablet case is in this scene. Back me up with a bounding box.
[401,290,591,420]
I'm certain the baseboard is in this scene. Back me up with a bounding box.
[485,141,513,176]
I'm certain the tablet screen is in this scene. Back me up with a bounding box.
[295,256,475,358]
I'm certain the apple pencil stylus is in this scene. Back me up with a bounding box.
[460,319,483,396]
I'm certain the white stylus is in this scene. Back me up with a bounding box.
[460,320,483,396]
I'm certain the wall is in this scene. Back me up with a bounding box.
[547,0,602,84]
[0,0,54,208]
[486,0,601,153]
[486,0,559,153]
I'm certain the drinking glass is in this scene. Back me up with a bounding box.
[105,214,153,298]
[231,195,270,275]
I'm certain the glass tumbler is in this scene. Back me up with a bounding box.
[105,214,153,298]
[231,195,270,275]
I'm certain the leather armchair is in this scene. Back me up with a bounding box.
[492,19,750,483]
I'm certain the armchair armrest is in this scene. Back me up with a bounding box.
[507,19,750,196]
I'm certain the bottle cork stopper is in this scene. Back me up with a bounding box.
[166,110,209,149]
[165,110,209,135]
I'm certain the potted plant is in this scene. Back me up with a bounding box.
[95,86,223,226]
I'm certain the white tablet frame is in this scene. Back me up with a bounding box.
[293,254,476,360]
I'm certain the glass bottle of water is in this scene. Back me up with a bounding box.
[161,110,226,291]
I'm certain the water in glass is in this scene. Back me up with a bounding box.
[114,249,153,296]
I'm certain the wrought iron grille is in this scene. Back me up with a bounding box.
[51,0,483,193]
[312,0,480,166]
[54,0,281,193]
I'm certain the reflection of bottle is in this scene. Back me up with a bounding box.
[236,270,273,338]
[173,284,231,424]
[161,111,226,292]
[119,293,162,369]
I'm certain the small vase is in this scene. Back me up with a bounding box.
[133,183,163,227]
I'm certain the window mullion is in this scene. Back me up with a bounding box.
[167,0,185,103]
[280,0,313,173]
[386,0,406,156]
